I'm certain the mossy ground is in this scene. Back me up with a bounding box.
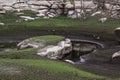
[0,10,120,80]
[0,35,105,80]
[0,11,120,37]
[0,59,105,80]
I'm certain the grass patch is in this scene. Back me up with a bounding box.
[0,11,20,23]
[21,15,120,31]
[0,13,119,37]
[29,35,64,45]
[0,48,38,59]
[0,59,105,79]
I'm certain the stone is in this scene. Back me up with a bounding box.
[99,17,107,23]
[0,10,6,14]
[37,39,72,59]
[17,39,45,50]
[64,59,75,64]
[0,22,5,26]
[68,10,74,16]
[38,9,48,14]
[67,10,86,19]
[47,12,57,18]
[17,36,72,60]
[68,13,77,19]
[36,13,45,17]
[56,9,62,15]
[114,27,120,41]
[20,16,35,20]
[3,6,13,11]
[16,12,24,15]
[12,2,29,10]
[112,51,120,59]
[91,11,101,16]
[43,16,50,19]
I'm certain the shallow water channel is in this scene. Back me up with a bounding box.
[63,40,103,63]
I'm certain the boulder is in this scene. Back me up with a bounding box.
[64,59,75,64]
[0,22,5,26]
[17,36,72,60]
[112,51,120,59]
[68,10,74,16]
[20,16,35,20]
[17,39,45,50]
[56,9,63,15]
[36,9,48,17]
[43,16,50,19]
[12,2,29,10]
[114,27,120,41]
[36,13,45,17]
[37,39,72,59]
[3,6,13,11]
[67,9,86,19]
[99,17,107,23]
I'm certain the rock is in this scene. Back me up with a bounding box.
[37,45,54,56]
[43,16,50,19]
[91,11,101,16]
[0,10,6,14]
[37,39,72,59]
[67,10,86,19]
[67,10,78,19]
[38,9,48,13]
[16,12,24,15]
[47,12,57,18]
[99,17,107,23]
[12,2,29,10]
[36,13,45,17]
[64,59,75,64]
[80,56,86,63]
[20,16,35,20]
[114,27,120,41]
[56,9,62,15]
[111,51,120,63]
[36,9,48,17]
[3,6,13,11]
[17,39,45,50]
[68,13,77,19]
[0,22,5,26]
[17,36,72,59]
[112,51,120,59]
[68,10,74,16]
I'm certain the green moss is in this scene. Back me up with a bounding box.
[0,48,37,59]
[29,35,64,45]
[0,59,104,79]
[0,15,119,36]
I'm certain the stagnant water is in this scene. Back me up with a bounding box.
[63,41,102,64]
